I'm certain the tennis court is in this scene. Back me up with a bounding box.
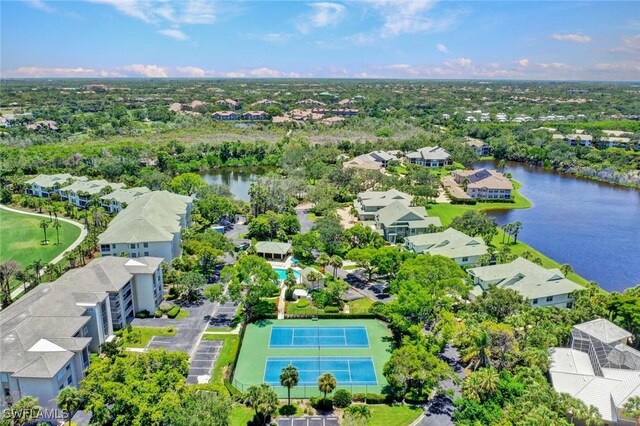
[264,356,377,385]
[270,325,370,348]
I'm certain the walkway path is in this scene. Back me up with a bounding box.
[0,204,87,301]
[277,285,286,319]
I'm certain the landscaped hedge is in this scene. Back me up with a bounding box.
[135,310,151,319]
[310,396,333,411]
[223,379,244,401]
[283,313,386,320]
[352,393,390,404]
[324,306,340,313]
[297,298,310,308]
[167,306,181,319]
[154,309,162,318]
[333,389,352,408]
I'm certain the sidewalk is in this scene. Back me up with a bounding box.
[0,204,87,301]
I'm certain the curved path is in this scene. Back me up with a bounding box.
[0,204,87,300]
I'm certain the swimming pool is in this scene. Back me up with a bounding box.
[273,268,300,281]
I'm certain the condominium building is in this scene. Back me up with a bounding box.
[25,174,80,198]
[99,187,151,213]
[98,191,193,262]
[59,179,126,208]
[404,228,489,266]
[0,257,164,408]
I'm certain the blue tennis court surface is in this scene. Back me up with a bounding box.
[264,357,377,385]
[270,326,369,348]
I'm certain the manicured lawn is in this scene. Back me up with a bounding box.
[206,326,233,332]
[0,208,81,267]
[367,404,423,426]
[428,180,531,226]
[120,326,176,348]
[286,301,325,315]
[202,333,241,384]
[307,213,318,222]
[230,404,254,426]
[175,308,189,319]
[348,297,375,314]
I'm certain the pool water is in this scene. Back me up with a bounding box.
[274,268,300,281]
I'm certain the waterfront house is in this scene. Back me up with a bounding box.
[212,111,239,121]
[98,191,193,262]
[549,319,640,425]
[446,169,513,200]
[254,241,292,260]
[467,257,584,308]
[59,179,126,208]
[374,201,441,243]
[353,189,413,220]
[565,133,593,147]
[465,138,492,156]
[25,174,79,198]
[99,187,151,213]
[405,146,451,167]
[404,228,488,266]
[0,256,164,408]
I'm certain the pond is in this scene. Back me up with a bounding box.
[200,167,272,202]
[474,160,640,293]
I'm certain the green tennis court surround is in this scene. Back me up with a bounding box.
[234,319,392,398]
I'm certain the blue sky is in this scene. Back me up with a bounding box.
[2,0,639,80]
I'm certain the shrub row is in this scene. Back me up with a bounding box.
[167,306,181,319]
[352,393,390,404]
[297,298,310,308]
[135,310,151,319]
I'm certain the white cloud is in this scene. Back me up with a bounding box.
[517,59,530,67]
[368,0,459,38]
[610,34,640,54]
[89,0,215,25]
[551,33,592,43]
[436,43,449,53]
[158,28,188,41]
[218,67,312,78]
[119,64,168,78]
[23,0,55,13]
[246,32,293,43]
[298,2,346,33]
[1,66,97,78]
[176,66,207,77]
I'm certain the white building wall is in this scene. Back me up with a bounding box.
[132,274,157,313]
[16,377,59,408]
[530,292,574,308]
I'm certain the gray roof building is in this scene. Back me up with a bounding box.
[25,174,78,189]
[99,191,193,245]
[99,187,151,206]
[404,228,488,263]
[255,241,292,257]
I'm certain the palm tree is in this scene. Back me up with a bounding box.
[474,367,499,395]
[244,385,262,420]
[558,393,587,425]
[29,259,44,284]
[40,219,49,244]
[317,253,330,273]
[582,405,603,426]
[623,396,640,426]
[511,221,522,243]
[329,255,343,278]
[318,372,337,403]
[502,223,512,244]
[305,270,323,291]
[56,386,81,426]
[344,405,372,426]
[462,329,492,370]
[279,365,299,407]
[52,219,62,245]
[477,253,492,267]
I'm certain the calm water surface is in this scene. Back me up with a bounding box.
[475,161,640,292]
[200,168,266,201]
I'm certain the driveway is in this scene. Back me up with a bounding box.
[295,205,315,234]
[339,270,392,303]
[418,344,465,426]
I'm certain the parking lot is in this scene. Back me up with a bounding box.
[277,417,339,426]
[186,340,223,384]
[209,299,238,327]
[146,335,176,350]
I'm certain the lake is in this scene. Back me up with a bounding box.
[475,160,640,293]
[202,163,640,292]
[200,168,267,201]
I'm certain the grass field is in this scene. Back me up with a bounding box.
[348,297,375,314]
[0,208,81,267]
[234,319,392,398]
[120,326,177,348]
[367,404,423,426]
